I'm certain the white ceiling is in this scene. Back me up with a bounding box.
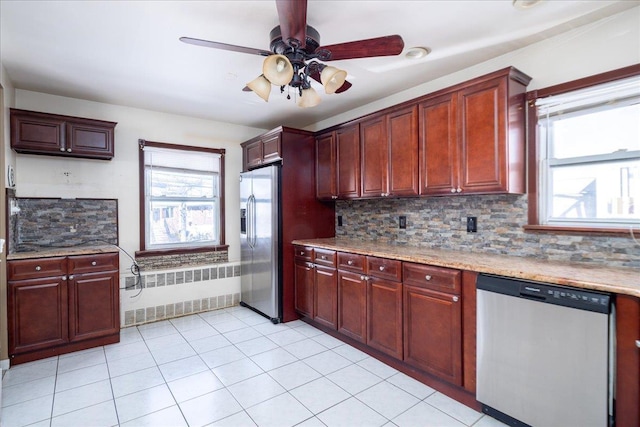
[1,1,637,130]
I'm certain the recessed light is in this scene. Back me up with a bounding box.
[512,0,542,10]
[405,47,430,60]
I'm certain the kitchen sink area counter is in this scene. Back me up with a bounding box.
[292,237,640,297]
[6,244,119,261]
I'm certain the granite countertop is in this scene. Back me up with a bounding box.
[292,237,640,298]
[7,244,119,260]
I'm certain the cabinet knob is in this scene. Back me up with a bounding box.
[360,275,369,281]
[59,147,66,152]
[67,148,72,152]
[347,260,353,265]
[452,296,459,302]
[321,255,327,260]
[62,275,67,281]
[450,188,456,193]
[300,251,304,256]
[35,265,41,271]
[425,275,432,281]
[332,195,338,200]
[379,266,385,271]
[91,261,97,266]
[68,275,74,280]
[636,340,640,348]
[456,187,462,193]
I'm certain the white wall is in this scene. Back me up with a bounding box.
[310,6,640,131]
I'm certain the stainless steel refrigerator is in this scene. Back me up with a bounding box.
[240,164,281,323]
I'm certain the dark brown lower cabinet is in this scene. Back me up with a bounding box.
[314,265,338,329]
[403,285,462,385]
[294,258,314,318]
[367,277,403,359]
[8,277,69,355]
[68,272,119,342]
[337,270,367,342]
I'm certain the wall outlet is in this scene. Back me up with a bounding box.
[399,215,407,229]
[337,215,343,227]
[467,216,477,233]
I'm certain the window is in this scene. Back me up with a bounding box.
[139,140,225,253]
[529,67,640,232]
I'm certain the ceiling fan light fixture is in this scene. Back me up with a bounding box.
[247,75,272,102]
[320,66,348,94]
[263,54,294,86]
[297,86,322,108]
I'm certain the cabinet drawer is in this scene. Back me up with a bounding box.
[68,253,118,274]
[403,263,461,294]
[294,245,313,261]
[314,249,336,267]
[8,257,67,281]
[337,252,366,272]
[367,257,402,281]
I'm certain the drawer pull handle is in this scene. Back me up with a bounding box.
[35,266,41,271]
[321,255,326,260]
[425,275,432,281]
[300,251,305,256]
[91,261,97,266]
[379,266,385,271]
[347,260,353,265]
[452,296,459,302]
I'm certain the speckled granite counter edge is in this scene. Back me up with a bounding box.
[292,238,640,298]
[7,245,119,260]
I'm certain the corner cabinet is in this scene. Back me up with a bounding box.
[10,109,117,160]
[419,67,531,196]
[7,252,120,365]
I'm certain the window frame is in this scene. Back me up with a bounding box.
[137,139,227,256]
[525,63,640,235]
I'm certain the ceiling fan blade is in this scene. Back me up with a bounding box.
[317,35,404,61]
[180,36,272,57]
[308,68,353,93]
[276,0,308,48]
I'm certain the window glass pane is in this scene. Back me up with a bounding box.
[148,200,217,246]
[150,168,216,199]
[549,160,639,222]
[551,102,640,159]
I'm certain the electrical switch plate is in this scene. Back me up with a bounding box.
[399,215,407,229]
[337,215,343,227]
[467,216,477,233]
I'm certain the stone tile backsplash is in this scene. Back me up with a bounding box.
[336,194,639,268]
[9,196,118,252]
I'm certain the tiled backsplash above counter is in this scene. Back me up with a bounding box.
[335,194,639,269]
[8,195,118,253]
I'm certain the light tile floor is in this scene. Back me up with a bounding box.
[1,306,508,427]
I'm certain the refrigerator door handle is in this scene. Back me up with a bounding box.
[248,194,257,248]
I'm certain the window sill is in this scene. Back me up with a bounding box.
[135,245,229,258]
[523,225,639,237]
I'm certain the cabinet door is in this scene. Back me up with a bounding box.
[294,258,315,318]
[315,132,337,200]
[419,92,458,195]
[10,110,66,154]
[66,121,114,159]
[337,270,367,342]
[388,106,419,197]
[314,265,338,329]
[403,285,462,385]
[68,271,119,342]
[336,124,361,199]
[8,277,68,355]
[261,133,282,164]
[367,278,403,359]
[458,77,507,193]
[360,115,388,198]
[244,140,263,170]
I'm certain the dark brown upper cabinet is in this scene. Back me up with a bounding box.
[10,109,116,160]
[419,67,531,196]
[315,123,361,200]
[241,129,282,171]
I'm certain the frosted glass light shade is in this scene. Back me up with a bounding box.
[320,66,347,94]
[247,75,271,102]
[263,54,294,86]
[297,86,322,108]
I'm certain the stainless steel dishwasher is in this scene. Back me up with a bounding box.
[476,274,612,427]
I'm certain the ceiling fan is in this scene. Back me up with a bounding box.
[180,0,404,107]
